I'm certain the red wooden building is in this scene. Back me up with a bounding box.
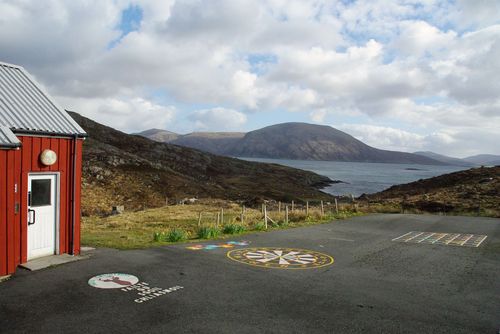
[0,61,87,277]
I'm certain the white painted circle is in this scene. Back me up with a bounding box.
[40,149,57,166]
[88,273,139,289]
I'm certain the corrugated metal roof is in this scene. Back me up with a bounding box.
[0,126,21,148]
[0,61,86,136]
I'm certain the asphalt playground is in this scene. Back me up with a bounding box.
[0,214,499,333]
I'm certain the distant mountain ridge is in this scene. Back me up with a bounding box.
[413,151,476,167]
[137,123,446,165]
[173,132,245,155]
[414,152,500,167]
[71,114,332,215]
[136,128,179,143]
[463,154,500,166]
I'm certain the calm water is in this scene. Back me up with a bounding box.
[241,158,468,196]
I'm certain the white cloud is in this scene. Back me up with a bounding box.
[337,123,500,158]
[310,110,327,123]
[188,108,247,131]
[338,124,427,152]
[393,20,457,56]
[58,95,176,133]
[0,0,498,155]
[455,0,500,29]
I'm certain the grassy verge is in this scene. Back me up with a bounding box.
[358,201,500,218]
[82,200,362,249]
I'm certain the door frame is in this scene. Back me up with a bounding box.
[27,172,61,259]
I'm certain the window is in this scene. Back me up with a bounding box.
[31,179,51,207]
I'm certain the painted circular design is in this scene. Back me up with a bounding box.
[227,247,334,269]
[88,273,139,289]
[39,149,57,166]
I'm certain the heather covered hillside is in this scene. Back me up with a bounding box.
[364,166,500,217]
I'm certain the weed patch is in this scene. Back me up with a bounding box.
[197,226,221,239]
[223,224,246,234]
[167,229,188,242]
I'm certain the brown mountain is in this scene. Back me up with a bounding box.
[70,113,333,215]
[140,123,445,165]
[135,128,179,142]
[172,132,244,155]
[230,123,445,164]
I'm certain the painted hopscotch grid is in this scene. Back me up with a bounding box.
[392,231,487,247]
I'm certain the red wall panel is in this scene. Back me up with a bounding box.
[0,136,83,276]
[0,150,7,275]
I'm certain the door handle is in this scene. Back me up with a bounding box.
[28,209,36,225]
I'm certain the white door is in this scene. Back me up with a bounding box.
[27,174,58,260]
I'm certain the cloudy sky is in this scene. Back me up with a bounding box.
[0,0,499,157]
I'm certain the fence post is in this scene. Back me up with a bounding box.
[198,212,202,227]
[321,200,324,217]
[216,212,220,227]
[221,208,224,225]
[292,200,294,211]
[278,201,281,213]
[264,205,268,229]
[335,198,339,215]
[306,201,309,216]
[285,205,289,224]
[165,197,168,206]
[241,205,245,224]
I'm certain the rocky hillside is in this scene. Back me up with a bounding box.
[363,166,500,217]
[70,113,334,215]
[140,122,445,165]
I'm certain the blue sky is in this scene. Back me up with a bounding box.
[0,0,499,157]
[108,5,143,49]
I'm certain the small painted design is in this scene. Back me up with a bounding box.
[88,273,139,289]
[186,241,250,250]
[227,247,334,270]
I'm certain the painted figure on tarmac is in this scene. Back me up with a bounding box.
[99,276,133,286]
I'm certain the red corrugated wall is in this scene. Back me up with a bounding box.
[0,136,83,276]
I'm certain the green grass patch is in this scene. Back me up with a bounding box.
[153,229,188,242]
[166,229,188,242]
[153,231,166,242]
[197,226,221,239]
[223,224,246,234]
[254,222,267,231]
[82,201,365,249]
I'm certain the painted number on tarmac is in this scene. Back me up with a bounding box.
[227,247,334,269]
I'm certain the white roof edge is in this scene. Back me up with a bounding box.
[0,126,21,147]
[0,61,24,70]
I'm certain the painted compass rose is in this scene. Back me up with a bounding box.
[227,247,334,269]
